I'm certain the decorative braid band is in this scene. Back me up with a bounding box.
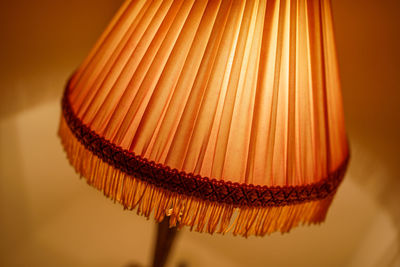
[62,83,349,209]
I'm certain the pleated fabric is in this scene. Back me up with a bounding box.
[60,0,349,236]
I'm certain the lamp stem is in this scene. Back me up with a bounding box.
[152,218,179,267]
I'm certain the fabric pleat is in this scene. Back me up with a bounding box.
[68,0,347,187]
[60,0,349,235]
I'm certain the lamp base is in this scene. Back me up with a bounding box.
[152,219,179,267]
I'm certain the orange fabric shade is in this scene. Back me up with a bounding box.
[59,0,349,236]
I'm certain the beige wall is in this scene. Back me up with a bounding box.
[0,0,399,266]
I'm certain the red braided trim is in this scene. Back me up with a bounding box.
[61,81,349,208]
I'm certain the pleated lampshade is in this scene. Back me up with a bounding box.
[59,0,349,237]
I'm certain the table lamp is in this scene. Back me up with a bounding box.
[59,0,349,266]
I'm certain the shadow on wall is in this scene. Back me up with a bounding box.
[0,119,31,258]
[333,0,400,262]
[0,0,124,118]
[0,0,122,264]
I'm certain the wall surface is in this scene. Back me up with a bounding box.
[0,0,399,266]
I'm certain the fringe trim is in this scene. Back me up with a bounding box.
[59,115,336,237]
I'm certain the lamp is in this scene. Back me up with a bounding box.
[59,0,349,265]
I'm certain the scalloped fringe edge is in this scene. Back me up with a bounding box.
[59,115,334,237]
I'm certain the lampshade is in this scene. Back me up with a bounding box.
[59,0,349,237]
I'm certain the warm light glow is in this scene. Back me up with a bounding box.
[69,0,347,186]
[59,0,349,236]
